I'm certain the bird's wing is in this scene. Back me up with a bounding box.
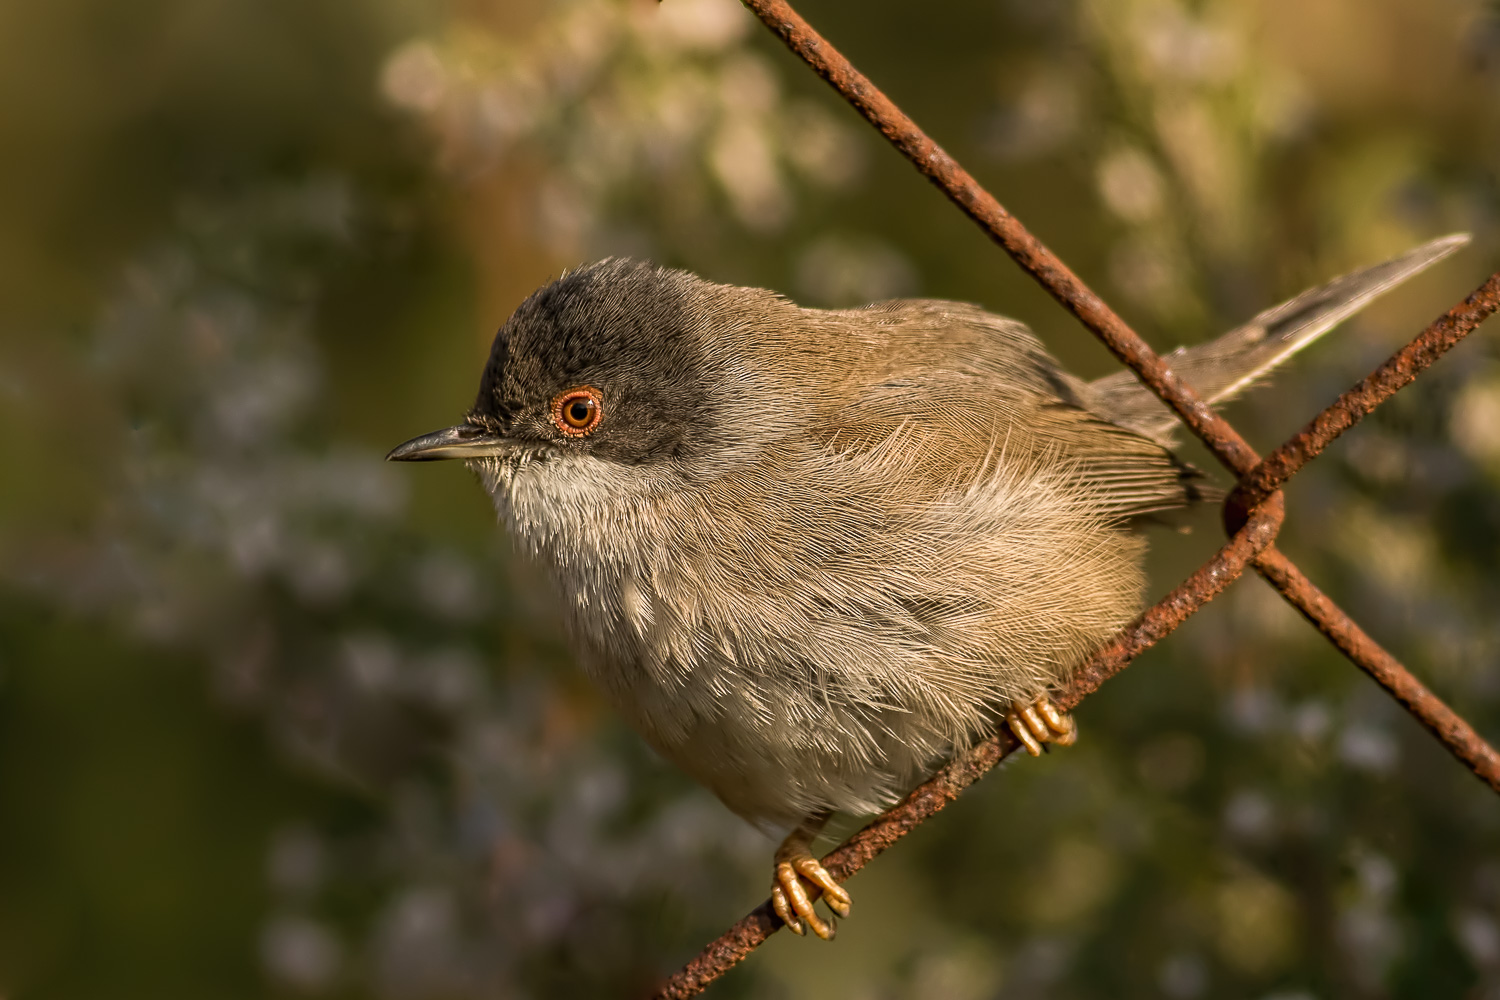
[809,298,1209,520]
[1087,234,1469,441]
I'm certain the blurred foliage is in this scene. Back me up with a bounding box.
[1,0,1499,997]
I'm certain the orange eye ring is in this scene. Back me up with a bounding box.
[550,386,604,437]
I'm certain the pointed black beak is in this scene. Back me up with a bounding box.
[386,424,512,462]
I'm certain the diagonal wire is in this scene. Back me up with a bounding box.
[725,0,1500,802]
[734,0,1260,476]
[655,264,1500,997]
[646,1,1500,996]
[1254,547,1500,793]
[1227,273,1500,520]
[655,498,1285,999]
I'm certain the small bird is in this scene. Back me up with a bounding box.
[390,235,1465,938]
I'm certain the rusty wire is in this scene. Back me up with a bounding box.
[650,1,1500,996]
[737,0,1260,476]
[656,497,1286,999]
[1227,273,1500,519]
[1254,547,1500,793]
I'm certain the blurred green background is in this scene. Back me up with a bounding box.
[2,0,1500,997]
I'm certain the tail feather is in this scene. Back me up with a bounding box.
[1088,234,1471,441]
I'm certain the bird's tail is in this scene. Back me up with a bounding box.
[1087,233,1471,441]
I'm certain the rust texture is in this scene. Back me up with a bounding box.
[655,499,1286,999]
[1254,547,1500,794]
[736,0,1261,477]
[646,1,1500,997]
[1228,273,1500,520]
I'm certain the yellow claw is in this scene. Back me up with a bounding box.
[770,812,847,940]
[1008,694,1078,754]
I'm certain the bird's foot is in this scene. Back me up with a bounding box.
[769,813,850,940]
[1006,694,1077,756]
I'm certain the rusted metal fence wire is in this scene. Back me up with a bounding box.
[653,2,1500,996]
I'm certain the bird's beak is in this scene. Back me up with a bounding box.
[385,424,513,462]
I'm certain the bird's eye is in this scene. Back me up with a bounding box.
[550,386,604,437]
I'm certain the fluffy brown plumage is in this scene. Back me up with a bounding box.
[389,234,1465,924]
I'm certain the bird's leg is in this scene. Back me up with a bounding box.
[769,811,851,940]
[1006,693,1078,756]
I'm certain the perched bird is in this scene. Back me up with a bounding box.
[389,235,1466,938]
